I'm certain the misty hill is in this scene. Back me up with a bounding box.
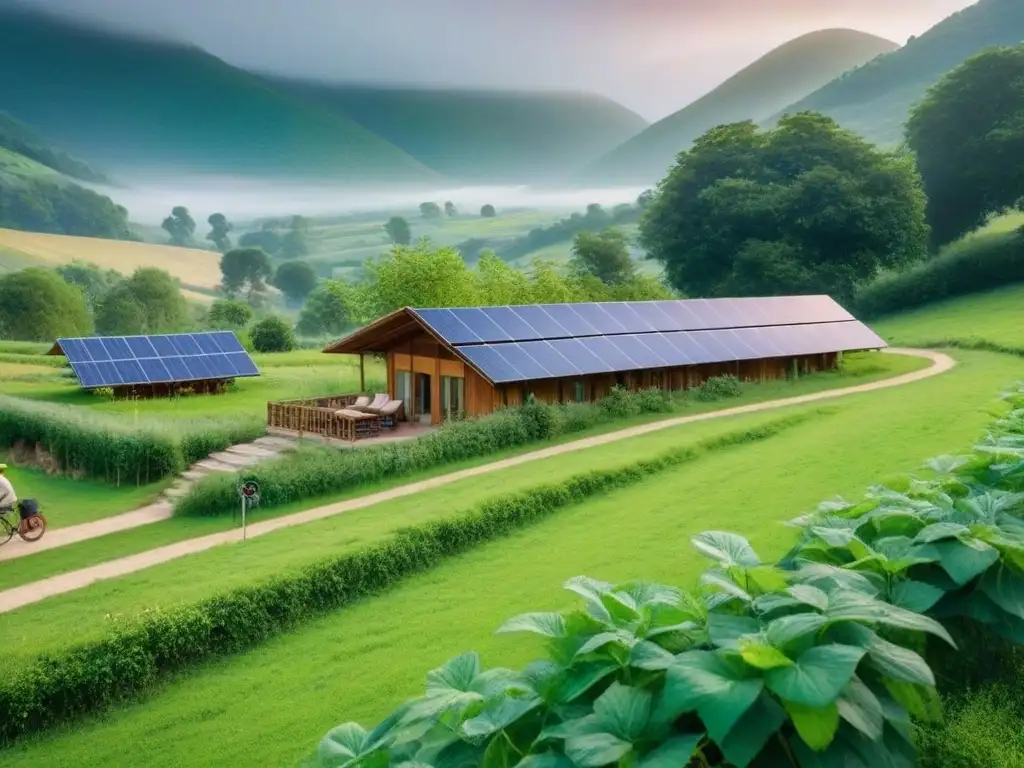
[773,0,1024,144]
[0,113,108,184]
[579,29,897,185]
[269,79,648,184]
[0,7,439,185]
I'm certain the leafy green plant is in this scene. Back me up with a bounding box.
[317,532,951,767]
[695,376,741,403]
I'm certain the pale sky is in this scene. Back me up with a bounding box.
[13,0,978,119]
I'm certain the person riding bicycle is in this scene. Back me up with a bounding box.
[0,464,17,515]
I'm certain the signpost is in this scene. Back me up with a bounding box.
[238,480,260,541]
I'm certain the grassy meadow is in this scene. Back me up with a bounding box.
[1,347,1019,767]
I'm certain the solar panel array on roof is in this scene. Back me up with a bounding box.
[456,321,885,384]
[406,297,883,385]
[411,296,854,346]
[56,331,260,389]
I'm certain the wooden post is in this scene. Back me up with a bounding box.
[359,352,365,393]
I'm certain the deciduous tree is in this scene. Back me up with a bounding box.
[570,228,636,286]
[220,247,273,300]
[480,204,496,218]
[0,267,91,341]
[444,201,458,217]
[161,205,195,246]
[383,216,412,246]
[640,113,930,302]
[250,316,296,353]
[272,260,318,305]
[206,213,233,252]
[419,202,442,219]
[296,280,356,337]
[95,267,188,335]
[365,242,478,315]
[906,44,1024,247]
[206,299,254,329]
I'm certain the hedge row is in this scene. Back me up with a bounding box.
[852,227,1024,319]
[176,380,742,517]
[0,395,265,484]
[313,381,1024,767]
[0,411,814,746]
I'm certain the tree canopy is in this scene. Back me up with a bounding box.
[906,44,1024,247]
[56,260,120,309]
[161,206,195,246]
[480,204,496,218]
[206,213,233,252]
[250,316,295,353]
[570,228,636,286]
[273,260,318,305]
[220,247,272,299]
[0,267,91,341]
[383,216,412,246]
[94,267,189,336]
[444,201,458,217]
[419,202,442,219]
[639,113,930,302]
[206,299,253,329]
[296,280,356,338]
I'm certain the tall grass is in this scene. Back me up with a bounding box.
[853,227,1024,318]
[0,395,265,485]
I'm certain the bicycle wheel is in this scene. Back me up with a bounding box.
[18,514,46,542]
[0,518,13,546]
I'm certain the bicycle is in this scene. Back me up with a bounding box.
[0,500,47,546]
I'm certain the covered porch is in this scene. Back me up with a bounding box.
[265,392,436,444]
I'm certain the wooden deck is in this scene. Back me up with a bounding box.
[266,422,435,449]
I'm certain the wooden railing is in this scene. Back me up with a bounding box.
[266,392,371,440]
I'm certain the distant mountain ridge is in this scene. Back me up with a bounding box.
[270,79,648,185]
[578,29,898,186]
[772,0,1024,144]
[0,6,648,186]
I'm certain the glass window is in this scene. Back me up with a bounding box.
[441,375,464,421]
[395,370,413,406]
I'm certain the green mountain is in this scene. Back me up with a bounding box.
[269,79,649,184]
[578,29,898,185]
[773,0,1024,145]
[0,7,439,184]
[0,112,108,184]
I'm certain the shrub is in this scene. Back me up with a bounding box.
[0,415,809,746]
[852,228,1024,319]
[250,316,296,353]
[599,385,641,418]
[696,374,741,402]
[0,268,92,342]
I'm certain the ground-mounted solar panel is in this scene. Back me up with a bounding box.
[56,331,260,390]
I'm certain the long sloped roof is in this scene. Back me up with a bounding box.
[326,296,886,385]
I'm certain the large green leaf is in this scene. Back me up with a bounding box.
[836,678,883,741]
[716,693,787,768]
[765,644,865,708]
[738,637,793,670]
[600,591,641,625]
[889,580,945,613]
[553,662,619,704]
[629,641,676,671]
[593,682,652,742]
[784,699,838,752]
[563,733,632,767]
[497,613,568,638]
[426,653,482,696]
[864,636,935,686]
[460,693,542,740]
[914,522,971,544]
[699,569,753,604]
[825,591,955,646]
[637,734,704,767]
[574,630,636,659]
[654,651,761,736]
[810,527,872,560]
[765,613,828,648]
[692,531,761,568]
[787,585,830,611]
[980,565,1024,620]
[933,538,1000,586]
[538,714,603,741]
[514,754,575,768]
[318,723,373,765]
[707,612,760,650]
[882,680,942,723]
[618,581,686,609]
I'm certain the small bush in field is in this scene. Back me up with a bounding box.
[599,385,640,418]
[250,316,296,353]
[695,374,741,402]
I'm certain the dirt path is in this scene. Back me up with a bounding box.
[0,349,953,613]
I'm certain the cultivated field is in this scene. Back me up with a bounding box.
[0,227,221,301]
[0,346,1018,767]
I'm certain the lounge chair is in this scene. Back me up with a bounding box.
[360,393,391,414]
[352,395,371,409]
[376,399,404,429]
[335,408,382,440]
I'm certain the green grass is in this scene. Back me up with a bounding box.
[874,283,1024,351]
[0,351,922,591]
[0,348,1017,767]
[0,461,164,530]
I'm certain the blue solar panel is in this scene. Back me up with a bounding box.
[598,304,654,335]
[510,306,570,339]
[579,336,640,371]
[572,304,629,335]
[636,333,686,367]
[447,308,513,343]
[56,332,259,389]
[414,309,480,345]
[548,338,614,375]
[479,307,544,341]
[494,344,554,380]
[537,304,598,337]
[608,335,668,369]
[517,341,582,378]
[459,345,524,383]
[664,333,716,365]
[627,303,679,333]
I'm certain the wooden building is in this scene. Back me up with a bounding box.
[324,296,886,426]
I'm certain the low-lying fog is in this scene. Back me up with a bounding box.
[95,175,648,225]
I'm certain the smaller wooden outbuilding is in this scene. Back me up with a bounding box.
[323,296,886,426]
